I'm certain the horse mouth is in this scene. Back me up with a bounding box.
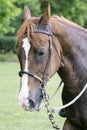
[24,103,42,112]
[18,86,43,112]
[20,97,42,112]
[28,99,42,112]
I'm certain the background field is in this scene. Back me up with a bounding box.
[0,62,65,130]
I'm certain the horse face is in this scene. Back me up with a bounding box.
[16,5,61,111]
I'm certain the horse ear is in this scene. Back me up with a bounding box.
[39,4,51,25]
[22,6,31,22]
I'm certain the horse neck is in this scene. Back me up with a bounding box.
[51,17,87,56]
[51,17,87,90]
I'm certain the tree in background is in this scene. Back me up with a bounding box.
[0,0,21,36]
[0,0,87,36]
[11,0,40,35]
[40,0,87,27]
[0,0,40,36]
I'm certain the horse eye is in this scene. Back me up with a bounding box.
[38,51,45,56]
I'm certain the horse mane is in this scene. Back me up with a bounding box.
[17,15,87,47]
[53,15,87,33]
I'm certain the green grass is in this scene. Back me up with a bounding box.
[0,62,65,130]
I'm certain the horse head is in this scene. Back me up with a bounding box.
[16,5,62,111]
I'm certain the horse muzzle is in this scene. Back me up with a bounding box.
[18,87,43,112]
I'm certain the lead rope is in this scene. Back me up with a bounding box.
[51,83,87,112]
[40,83,60,130]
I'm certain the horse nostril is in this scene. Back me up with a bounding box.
[29,99,36,109]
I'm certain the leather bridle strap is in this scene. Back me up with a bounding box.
[18,24,63,130]
[19,24,53,84]
[19,24,64,86]
[34,24,52,36]
[19,70,44,83]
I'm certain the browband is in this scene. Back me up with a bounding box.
[34,25,53,36]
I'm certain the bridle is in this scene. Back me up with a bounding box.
[18,24,62,130]
[19,24,63,86]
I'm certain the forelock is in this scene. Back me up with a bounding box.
[17,19,36,47]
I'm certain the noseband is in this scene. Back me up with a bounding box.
[19,24,56,84]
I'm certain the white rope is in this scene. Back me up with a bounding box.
[51,83,87,112]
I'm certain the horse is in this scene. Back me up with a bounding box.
[16,4,87,130]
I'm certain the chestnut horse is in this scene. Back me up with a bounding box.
[16,5,87,130]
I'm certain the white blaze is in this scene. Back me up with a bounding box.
[18,37,31,108]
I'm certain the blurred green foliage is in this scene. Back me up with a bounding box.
[0,0,21,36]
[0,0,40,36]
[0,36,16,53]
[0,0,87,36]
[40,0,87,27]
